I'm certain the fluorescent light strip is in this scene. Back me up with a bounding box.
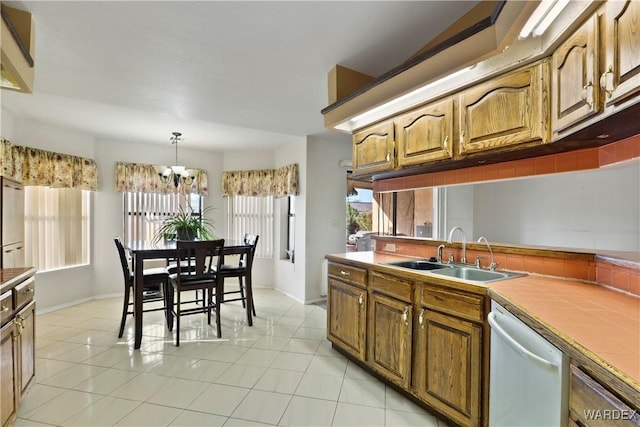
[533,0,570,37]
[519,0,555,39]
[343,66,472,131]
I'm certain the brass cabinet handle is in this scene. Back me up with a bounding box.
[358,293,364,306]
[23,288,34,294]
[419,309,425,328]
[386,152,391,162]
[581,81,594,108]
[402,307,409,326]
[460,131,466,149]
[340,270,350,277]
[599,66,614,97]
[443,135,449,151]
[1,306,9,313]
[13,315,24,339]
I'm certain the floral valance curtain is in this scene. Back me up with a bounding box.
[221,163,299,198]
[114,161,209,196]
[1,138,98,190]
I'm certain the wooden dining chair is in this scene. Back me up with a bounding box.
[114,237,169,338]
[166,239,225,346]
[217,234,259,321]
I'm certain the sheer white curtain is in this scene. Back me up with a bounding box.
[227,195,274,258]
[24,187,90,271]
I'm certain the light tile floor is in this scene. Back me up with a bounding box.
[17,289,449,427]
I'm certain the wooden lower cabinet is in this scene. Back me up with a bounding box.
[1,321,18,427]
[569,364,640,427]
[414,309,483,427]
[368,292,412,389]
[327,277,367,362]
[15,301,35,398]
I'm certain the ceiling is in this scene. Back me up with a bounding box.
[1,1,479,151]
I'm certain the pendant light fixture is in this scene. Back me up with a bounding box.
[155,132,195,188]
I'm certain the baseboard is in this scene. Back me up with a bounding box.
[36,296,94,315]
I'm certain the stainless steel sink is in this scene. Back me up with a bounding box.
[385,259,453,271]
[430,266,525,283]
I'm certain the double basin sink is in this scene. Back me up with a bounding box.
[385,259,524,284]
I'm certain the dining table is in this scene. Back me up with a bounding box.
[126,239,254,349]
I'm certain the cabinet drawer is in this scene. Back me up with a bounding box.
[370,271,412,302]
[421,285,483,322]
[0,291,13,326]
[570,364,640,426]
[328,262,367,288]
[13,277,35,311]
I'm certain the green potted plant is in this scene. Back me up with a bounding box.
[153,205,216,243]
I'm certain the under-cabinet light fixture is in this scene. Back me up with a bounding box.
[519,0,570,39]
[336,66,472,132]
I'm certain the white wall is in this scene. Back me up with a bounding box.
[273,139,307,303]
[305,134,351,302]
[472,162,640,251]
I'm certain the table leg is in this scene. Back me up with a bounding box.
[133,252,144,349]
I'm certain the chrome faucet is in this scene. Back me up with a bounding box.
[477,236,498,271]
[447,226,467,264]
[436,244,445,263]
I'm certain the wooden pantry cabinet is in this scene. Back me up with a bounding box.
[459,61,550,155]
[326,260,488,427]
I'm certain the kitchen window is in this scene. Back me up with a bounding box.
[24,186,91,271]
[122,191,202,247]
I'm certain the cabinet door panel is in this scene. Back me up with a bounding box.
[396,98,454,167]
[368,293,412,388]
[17,301,35,398]
[1,322,17,427]
[459,62,549,154]
[552,15,600,132]
[327,278,367,361]
[414,310,482,427]
[603,0,640,106]
[352,121,395,176]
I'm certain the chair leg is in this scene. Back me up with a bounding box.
[215,282,222,338]
[206,287,212,325]
[175,286,181,347]
[238,277,246,308]
[118,284,131,338]
[164,280,174,332]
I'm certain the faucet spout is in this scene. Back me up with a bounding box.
[436,244,445,263]
[447,226,467,264]
[477,236,497,270]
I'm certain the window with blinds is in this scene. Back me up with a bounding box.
[123,192,202,246]
[227,195,274,258]
[24,187,91,271]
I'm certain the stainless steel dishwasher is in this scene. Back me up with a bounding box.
[488,301,569,426]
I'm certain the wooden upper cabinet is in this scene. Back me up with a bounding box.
[552,15,600,133]
[459,61,550,155]
[396,98,454,167]
[601,0,640,107]
[352,121,395,177]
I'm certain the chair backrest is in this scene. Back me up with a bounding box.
[175,239,225,283]
[114,237,132,284]
[243,234,259,261]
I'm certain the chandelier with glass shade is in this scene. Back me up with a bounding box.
[155,132,196,188]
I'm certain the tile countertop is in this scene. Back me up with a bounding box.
[327,251,640,394]
[489,275,640,389]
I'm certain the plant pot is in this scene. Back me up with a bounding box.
[176,228,196,240]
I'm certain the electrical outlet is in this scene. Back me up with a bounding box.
[383,243,396,252]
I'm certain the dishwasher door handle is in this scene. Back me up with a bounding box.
[488,312,559,370]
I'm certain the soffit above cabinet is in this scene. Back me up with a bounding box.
[322,0,600,133]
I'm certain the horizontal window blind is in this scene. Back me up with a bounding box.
[24,187,90,271]
[227,196,273,258]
